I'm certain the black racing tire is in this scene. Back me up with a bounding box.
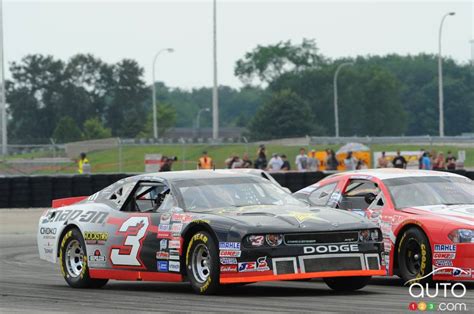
[185,231,221,295]
[397,227,432,284]
[324,276,371,291]
[59,228,108,289]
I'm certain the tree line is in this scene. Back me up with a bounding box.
[5,39,473,143]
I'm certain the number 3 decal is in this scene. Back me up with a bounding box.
[110,216,149,267]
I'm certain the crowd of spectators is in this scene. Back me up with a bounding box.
[376,148,457,170]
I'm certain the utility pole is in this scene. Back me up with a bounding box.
[333,62,353,138]
[212,0,219,140]
[0,0,7,156]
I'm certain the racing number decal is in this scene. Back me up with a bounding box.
[110,216,150,267]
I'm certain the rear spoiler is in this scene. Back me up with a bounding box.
[52,196,88,208]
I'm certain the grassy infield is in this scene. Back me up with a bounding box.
[3,143,472,174]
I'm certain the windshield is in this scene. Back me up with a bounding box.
[384,176,474,209]
[173,176,305,212]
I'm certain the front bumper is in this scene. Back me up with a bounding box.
[219,242,385,284]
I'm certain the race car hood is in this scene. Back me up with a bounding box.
[401,204,474,227]
[202,205,375,233]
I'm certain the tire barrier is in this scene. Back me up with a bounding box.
[0,170,472,208]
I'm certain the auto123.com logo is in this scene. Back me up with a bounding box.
[406,267,469,312]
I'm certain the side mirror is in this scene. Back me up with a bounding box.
[364,193,376,205]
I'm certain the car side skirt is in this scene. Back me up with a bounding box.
[89,269,183,282]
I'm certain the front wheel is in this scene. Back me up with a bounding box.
[59,228,108,288]
[324,276,371,291]
[397,227,432,284]
[185,231,221,294]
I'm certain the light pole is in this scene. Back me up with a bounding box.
[196,107,210,137]
[333,62,353,138]
[151,48,173,140]
[212,0,219,140]
[438,11,455,137]
[470,39,474,66]
[0,0,7,156]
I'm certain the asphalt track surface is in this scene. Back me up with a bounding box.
[1,209,473,313]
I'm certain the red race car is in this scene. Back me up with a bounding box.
[293,169,474,283]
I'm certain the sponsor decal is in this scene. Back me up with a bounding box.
[169,249,180,260]
[432,267,451,275]
[220,265,237,272]
[157,231,172,239]
[433,253,456,260]
[158,224,170,231]
[219,242,241,250]
[88,249,106,267]
[171,223,183,233]
[220,257,238,265]
[43,248,53,254]
[156,251,169,259]
[40,227,57,235]
[303,244,359,254]
[434,244,456,252]
[160,213,171,224]
[280,211,329,224]
[160,239,168,250]
[157,261,168,272]
[453,268,471,278]
[172,213,192,223]
[47,209,108,224]
[169,261,180,272]
[169,239,181,249]
[219,250,241,257]
[434,260,453,267]
[238,257,270,272]
[84,232,108,245]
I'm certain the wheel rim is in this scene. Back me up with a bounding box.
[191,243,211,283]
[405,238,421,275]
[65,239,85,278]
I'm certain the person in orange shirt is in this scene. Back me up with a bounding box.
[198,151,214,169]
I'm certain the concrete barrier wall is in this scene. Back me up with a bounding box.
[1,170,472,208]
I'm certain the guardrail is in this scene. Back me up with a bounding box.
[0,170,472,208]
[309,135,474,145]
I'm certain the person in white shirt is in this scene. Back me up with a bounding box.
[267,153,284,171]
[295,148,309,171]
[344,151,358,170]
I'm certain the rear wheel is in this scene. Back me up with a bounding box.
[59,228,108,288]
[397,227,432,284]
[185,231,221,294]
[324,276,371,291]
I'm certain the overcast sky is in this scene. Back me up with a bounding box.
[2,0,473,89]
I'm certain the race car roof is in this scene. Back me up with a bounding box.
[329,168,467,181]
[134,170,256,182]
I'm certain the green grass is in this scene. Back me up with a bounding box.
[2,143,471,174]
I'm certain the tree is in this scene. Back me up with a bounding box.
[52,116,82,143]
[249,89,313,140]
[235,38,324,85]
[139,103,177,138]
[82,117,112,140]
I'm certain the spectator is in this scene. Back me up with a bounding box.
[377,151,389,168]
[295,148,309,171]
[254,145,267,169]
[392,151,407,169]
[78,152,91,174]
[225,154,240,169]
[421,152,432,170]
[433,152,446,170]
[344,151,358,171]
[241,153,253,168]
[307,149,320,171]
[446,151,457,170]
[160,156,177,172]
[356,159,368,170]
[231,155,244,169]
[281,154,291,171]
[267,153,284,171]
[198,151,213,169]
[326,149,339,171]
[418,148,425,169]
